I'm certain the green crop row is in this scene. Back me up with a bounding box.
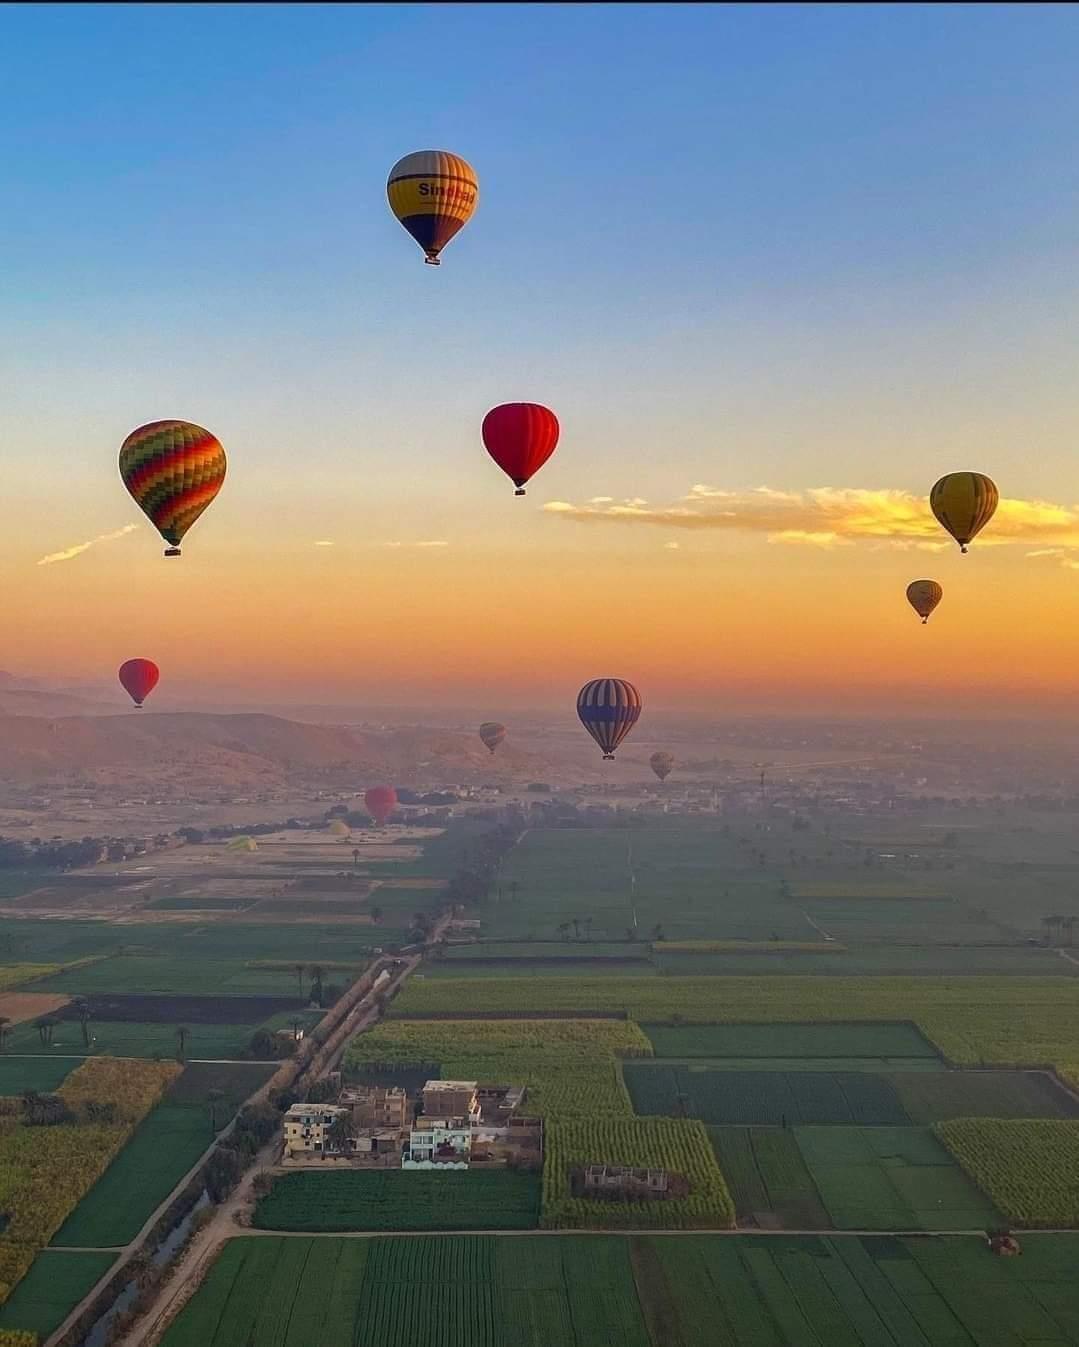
[935,1118,1079,1227]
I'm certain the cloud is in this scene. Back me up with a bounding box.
[1027,547,1079,571]
[383,540,449,549]
[543,485,1079,550]
[37,524,137,566]
[313,540,335,548]
[663,541,681,550]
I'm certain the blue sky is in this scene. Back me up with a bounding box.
[3,4,1079,707]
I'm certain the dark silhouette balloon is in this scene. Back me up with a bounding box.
[930,472,998,553]
[906,580,943,625]
[479,722,506,754]
[650,751,675,782]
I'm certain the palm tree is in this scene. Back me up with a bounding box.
[294,964,306,998]
[651,923,665,943]
[175,1025,190,1062]
[207,1087,225,1132]
[370,904,384,925]
[75,999,92,1049]
[326,1110,356,1156]
[34,1016,51,1048]
[571,917,580,940]
[583,916,594,941]
[1063,916,1076,948]
[309,965,324,1004]
[352,847,361,866]
[0,1017,10,1053]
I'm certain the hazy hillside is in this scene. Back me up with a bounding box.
[0,710,568,795]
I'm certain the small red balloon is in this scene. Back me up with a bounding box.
[482,403,559,495]
[364,785,398,826]
[118,659,160,708]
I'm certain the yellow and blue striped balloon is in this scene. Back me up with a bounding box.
[387,150,478,265]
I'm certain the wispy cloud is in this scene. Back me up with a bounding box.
[1027,547,1079,571]
[37,524,137,567]
[313,540,335,548]
[544,485,1079,550]
[383,540,450,550]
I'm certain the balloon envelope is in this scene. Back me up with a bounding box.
[120,421,226,556]
[650,751,675,782]
[482,404,559,495]
[577,679,642,760]
[387,150,478,265]
[364,786,398,826]
[906,580,943,624]
[479,721,507,754]
[930,472,998,552]
[118,659,159,708]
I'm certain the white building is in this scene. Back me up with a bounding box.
[283,1103,350,1156]
[404,1120,472,1168]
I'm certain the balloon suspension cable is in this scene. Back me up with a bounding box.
[164,547,181,557]
[424,254,441,266]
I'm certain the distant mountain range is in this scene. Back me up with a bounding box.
[0,709,578,794]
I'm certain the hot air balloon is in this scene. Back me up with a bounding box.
[650,751,675,782]
[118,659,159,708]
[930,472,998,553]
[364,786,398,826]
[906,580,943,625]
[228,835,258,853]
[482,404,559,496]
[479,722,507,754]
[577,679,642,760]
[387,150,478,265]
[119,421,227,557]
[328,819,350,838]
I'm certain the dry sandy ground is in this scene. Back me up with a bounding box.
[0,991,71,1024]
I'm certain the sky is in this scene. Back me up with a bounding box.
[3,3,1079,716]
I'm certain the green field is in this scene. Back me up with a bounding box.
[635,1232,1079,1345]
[51,1062,276,1248]
[893,1068,1079,1122]
[652,944,1066,975]
[424,959,658,978]
[625,1064,913,1125]
[161,1235,649,1347]
[5,1018,280,1060]
[644,1022,938,1059]
[29,952,369,998]
[441,942,649,961]
[935,1118,1079,1227]
[795,1126,1004,1231]
[0,1056,79,1095]
[708,1127,831,1228]
[160,1233,1079,1346]
[254,1170,540,1232]
[0,1250,115,1341]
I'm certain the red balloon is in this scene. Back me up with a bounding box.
[364,786,398,826]
[118,659,159,708]
[482,403,559,496]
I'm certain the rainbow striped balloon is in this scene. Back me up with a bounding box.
[119,421,227,556]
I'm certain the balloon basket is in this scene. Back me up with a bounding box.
[514,488,526,496]
[603,753,615,761]
[164,547,181,557]
[424,255,441,266]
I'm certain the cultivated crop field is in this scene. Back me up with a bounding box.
[347,1018,652,1118]
[254,1170,540,1232]
[644,1021,938,1060]
[53,1061,276,1248]
[161,1235,651,1347]
[892,1068,1079,1122]
[0,1057,78,1095]
[0,1251,115,1342]
[935,1118,1079,1227]
[632,1232,1079,1345]
[708,1126,830,1228]
[541,1117,735,1229]
[795,1125,1003,1230]
[625,1064,912,1125]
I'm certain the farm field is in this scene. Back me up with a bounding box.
[0,1057,79,1094]
[52,1061,276,1248]
[893,1069,1079,1122]
[624,1063,912,1125]
[708,1126,831,1228]
[0,1058,177,1305]
[651,944,1068,975]
[160,1232,1079,1346]
[424,959,658,978]
[643,1021,939,1059]
[7,1017,284,1061]
[346,1018,651,1118]
[935,1118,1079,1227]
[392,976,1079,1081]
[441,941,651,961]
[634,1232,1079,1345]
[254,1170,540,1232]
[160,1235,650,1347]
[541,1117,735,1229]
[0,1250,115,1342]
[796,1126,1004,1230]
[28,952,368,998]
